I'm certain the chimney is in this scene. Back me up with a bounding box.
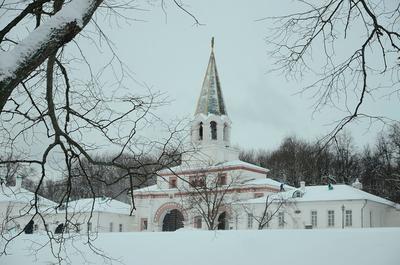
[352,178,363,190]
[300,181,306,193]
[15,176,22,191]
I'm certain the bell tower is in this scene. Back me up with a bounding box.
[187,38,238,164]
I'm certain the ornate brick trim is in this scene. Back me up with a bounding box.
[159,165,268,176]
[153,202,188,223]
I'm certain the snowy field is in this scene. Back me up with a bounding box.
[1,228,400,265]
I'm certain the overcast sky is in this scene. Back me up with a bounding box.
[84,0,397,152]
[2,0,398,181]
[6,0,399,176]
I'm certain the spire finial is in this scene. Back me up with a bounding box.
[195,37,227,116]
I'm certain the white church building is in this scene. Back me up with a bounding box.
[1,40,399,234]
[131,40,400,232]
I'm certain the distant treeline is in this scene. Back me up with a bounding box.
[23,152,181,204]
[239,124,400,203]
[20,124,400,204]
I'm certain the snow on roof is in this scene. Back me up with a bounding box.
[241,184,398,207]
[0,185,56,207]
[159,159,269,175]
[133,177,285,194]
[133,184,163,193]
[3,228,400,265]
[241,178,293,189]
[65,197,132,215]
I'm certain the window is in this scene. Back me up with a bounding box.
[109,222,113,232]
[247,213,254,229]
[210,121,217,140]
[119,224,123,232]
[194,216,202,229]
[345,210,352,227]
[189,176,195,186]
[87,222,92,232]
[278,212,285,228]
[169,177,177,189]
[76,224,81,233]
[34,224,38,232]
[141,218,148,231]
[189,175,206,187]
[254,193,264,198]
[311,211,317,227]
[199,122,203,140]
[328,210,335,227]
[217,173,227,186]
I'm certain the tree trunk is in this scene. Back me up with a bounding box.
[0,0,103,112]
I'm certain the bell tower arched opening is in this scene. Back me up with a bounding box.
[210,121,217,140]
[199,122,203,141]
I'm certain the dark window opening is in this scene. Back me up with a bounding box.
[189,175,206,187]
[217,173,227,186]
[210,121,217,140]
[199,122,203,140]
[55,223,64,234]
[169,177,177,189]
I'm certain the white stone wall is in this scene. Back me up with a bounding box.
[0,202,137,234]
[235,200,400,230]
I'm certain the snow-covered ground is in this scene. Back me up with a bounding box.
[1,228,399,265]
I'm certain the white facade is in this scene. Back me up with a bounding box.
[3,41,399,234]
[48,198,137,233]
[131,41,400,232]
[133,164,283,231]
[0,178,56,233]
[0,181,137,234]
[235,184,400,230]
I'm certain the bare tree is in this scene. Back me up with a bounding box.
[264,0,400,146]
[331,131,360,184]
[242,194,289,230]
[0,0,199,259]
[179,168,241,230]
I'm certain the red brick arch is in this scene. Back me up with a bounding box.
[153,202,188,223]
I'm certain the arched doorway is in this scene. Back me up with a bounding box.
[217,211,227,230]
[162,209,184,231]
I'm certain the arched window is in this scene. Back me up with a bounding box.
[194,216,202,229]
[223,123,229,141]
[199,122,203,140]
[210,121,217,140]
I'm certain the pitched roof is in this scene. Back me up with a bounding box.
[65,197,132,215]
[0,185,56,207]
[158,159,269,175]
[195,39,227,116]
[241,178,293,189]
[240,184,398,207]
